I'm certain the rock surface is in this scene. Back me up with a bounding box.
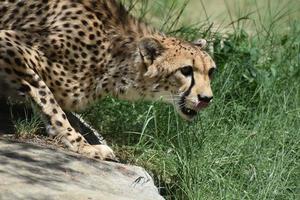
[0,138,165,200]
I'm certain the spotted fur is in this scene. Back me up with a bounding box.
[0,0,216,160]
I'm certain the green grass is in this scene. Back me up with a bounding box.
[12,109,42,138]
[82,0,300,199]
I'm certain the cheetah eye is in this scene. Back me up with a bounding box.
[180,66,193,76]
[208,68,215,79]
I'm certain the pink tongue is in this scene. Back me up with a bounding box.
[196,101,209,109]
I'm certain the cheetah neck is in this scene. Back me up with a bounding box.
[95,34,165,102]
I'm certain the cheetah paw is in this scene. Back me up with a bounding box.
[79,144,117,162]
[93,144,118,162]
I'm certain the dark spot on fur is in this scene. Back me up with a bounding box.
[39,90,47,96]
[50,98,55,104]
[55,120,63,127]
[75,136,82,142]
[6,49,16,57]
[40,98,47,104]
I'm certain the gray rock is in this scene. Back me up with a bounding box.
[0,138,165,200]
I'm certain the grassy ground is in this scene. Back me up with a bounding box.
[12,0,299,199]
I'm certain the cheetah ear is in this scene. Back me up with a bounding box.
[193,39,207,49]
[138,37,164,67]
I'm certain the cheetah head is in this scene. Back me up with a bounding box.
[137,36,216,121]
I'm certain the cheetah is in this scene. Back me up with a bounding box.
[0,0,216,160]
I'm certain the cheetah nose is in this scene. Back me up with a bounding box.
[194,95,213,110]
[197,95,213,103]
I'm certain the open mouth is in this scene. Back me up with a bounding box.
[180,106,197,118]
[178,95,211,120]
[178,96,198,119]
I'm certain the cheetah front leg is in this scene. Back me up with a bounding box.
[0,30,116,160]
[28,79,115,160]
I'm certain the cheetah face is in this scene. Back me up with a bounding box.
[171,59,215,121]
[139,37,216,120]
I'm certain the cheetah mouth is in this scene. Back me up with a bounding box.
[177,97,198,120]
[177,96,210,120]
[180,106,197,118]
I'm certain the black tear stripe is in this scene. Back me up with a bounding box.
[179,72,195,105]
[184,72,195,97]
